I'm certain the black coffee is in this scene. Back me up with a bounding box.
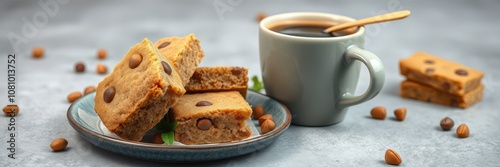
[273,26,335,37]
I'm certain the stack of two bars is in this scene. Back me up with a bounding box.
[94,34,252,145]
[399,52,484,108]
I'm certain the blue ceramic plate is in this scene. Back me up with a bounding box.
[67,90,291,162]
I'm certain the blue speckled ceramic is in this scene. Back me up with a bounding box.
[67,90,291,162]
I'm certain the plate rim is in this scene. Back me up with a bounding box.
[67,90,292,150]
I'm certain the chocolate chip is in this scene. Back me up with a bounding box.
[75,62,85,73]
[455,69,468,76]
[424,60,434,64]
[196,101,212,107]
[103,87,116,103]
[161,61,172,75]
[180,133,189,142]
[129,54,142,69]
[157,42,170,49]
[197,118,212,130]
[231,67,242,75]
[425,68,435,74]
[450,99,458,107]
[442,83,450,91]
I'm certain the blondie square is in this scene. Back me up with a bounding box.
[171,91,252,145]
[94,38,185,141]
[400,80,483,108]
[185,66,248,98]
[400,52,483,95]
[154,34,204,86]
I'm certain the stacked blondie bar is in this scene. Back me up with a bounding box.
[94,34,252,144]
[399,52,484,108]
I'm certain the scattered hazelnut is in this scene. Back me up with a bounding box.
[96,63,107,74]
[394,108,407,121]
[3,105,19,116]
[50,138,68,152]
[75,62,85,73]
[385,149,402,165]
[67,91,83,103]
[32,47,44,58]
[97,49,107,59]
[256,12,267,22]
[456,124,470,138]
[83,86,96,95]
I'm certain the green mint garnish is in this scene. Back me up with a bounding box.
[166,122,177,132]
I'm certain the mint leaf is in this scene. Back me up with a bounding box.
[250,75,264,92]
[161,131,175,145]
[155,118,167,130]
[166,121,177,132]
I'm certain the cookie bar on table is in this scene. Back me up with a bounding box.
[400,52,483,95]
[185,66,249,98]
[94,38,185,141]
[171,91,252,145]
[400,80,483,108]
[154,34,205,86]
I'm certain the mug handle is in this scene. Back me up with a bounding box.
[337,45,385,109]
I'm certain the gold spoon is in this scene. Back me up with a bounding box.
[325,10,411,35]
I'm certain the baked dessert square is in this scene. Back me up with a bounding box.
[154,34,205,86]
[400,80,483,109]
[94,38,185,141]
[171,91,252,145]
[185,66,249,98]
[399,52,483,95]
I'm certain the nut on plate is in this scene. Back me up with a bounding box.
[3,105,19,116]
[260,119,276,134]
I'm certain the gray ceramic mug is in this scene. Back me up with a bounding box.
[259,12,385,126]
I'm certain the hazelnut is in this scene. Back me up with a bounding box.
[252,105,265,119]
[67,91,83,103]
[50,138,68,152]
[261,119,276,134]
[370,106,386,119]
[258,114,273,125]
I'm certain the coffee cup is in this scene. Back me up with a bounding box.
[259,12,385,126]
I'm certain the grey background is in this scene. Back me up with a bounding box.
[1,0,499,166]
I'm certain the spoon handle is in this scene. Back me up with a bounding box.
[325,10,411,33]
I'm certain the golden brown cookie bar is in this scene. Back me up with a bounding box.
[154,34,205,86]
[400,52,483,95]
[400,80,483,108]
[171,91,252,145]
[94,38,185,141]
[185,66,248,98]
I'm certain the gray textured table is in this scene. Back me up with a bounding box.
[1,0,499,166]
